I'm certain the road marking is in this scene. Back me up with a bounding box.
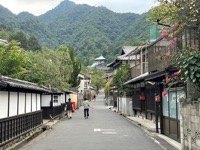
[94,128,116,132]
[94,128,101,132]
[102,132,117,135]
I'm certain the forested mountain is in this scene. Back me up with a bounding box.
[0,0,151,65]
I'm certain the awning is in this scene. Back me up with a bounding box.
[145,70,166,81]
[123,72,149,86]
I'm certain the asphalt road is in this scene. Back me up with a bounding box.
[19,91,162,150]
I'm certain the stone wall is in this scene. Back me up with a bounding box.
[180,100,200,150]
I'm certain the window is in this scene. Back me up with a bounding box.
[163,88,185,119]
[169,91,176,119]
[53,95,58,103]
[162,93,169,117]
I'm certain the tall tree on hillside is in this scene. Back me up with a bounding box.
[28,35,42,51]
[68,47,82,87]
[9,31,28,50]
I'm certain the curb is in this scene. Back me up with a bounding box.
[7,128,43,150]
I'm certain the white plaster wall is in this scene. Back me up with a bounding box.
[121,97,131,116]
[9,92,18,117]
[42,95,51,106]
[120,97,122,112]
[26,93,31,113]
[122,97,126,115]
[117,96,122,113]
[61,94,65,104]
[32,93,37,111]
[58,95,61,105]
[37,94,41,110]
[0,91,8,119]
[129,101,134,116]
[78,80,84,93]
[19,93,25,115]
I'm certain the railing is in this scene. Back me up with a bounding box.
[0,111,42,146]
[41,106,63,119]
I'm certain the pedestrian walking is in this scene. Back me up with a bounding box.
[83,97,90,119]
[66,98,73,119]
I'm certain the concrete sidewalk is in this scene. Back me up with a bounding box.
[126,116,181,150]
[109,107,181,150]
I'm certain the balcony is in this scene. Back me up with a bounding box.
[148,45,177,72]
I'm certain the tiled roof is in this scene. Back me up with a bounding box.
[0,75,50,92]
[121,46,138,55]
[123,72,149,85]
[95,55,106,61]
[107,46,139,67]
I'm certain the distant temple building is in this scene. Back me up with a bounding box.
[90,55,111,72]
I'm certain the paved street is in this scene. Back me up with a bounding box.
[19,91,162,150]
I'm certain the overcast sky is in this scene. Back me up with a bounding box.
[0,0,158,16]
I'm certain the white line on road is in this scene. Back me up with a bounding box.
[102,132,117,134]
[94,128,116,132]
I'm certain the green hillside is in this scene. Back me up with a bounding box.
[0,0,151,65]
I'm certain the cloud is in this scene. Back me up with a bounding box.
[0,0,156,15]
[71,0,156,14]
[0,0,63,16]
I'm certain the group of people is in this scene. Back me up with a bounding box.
[65,97,91,119]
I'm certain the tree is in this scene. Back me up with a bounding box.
[24,47,71,91]
[9,31,28,50]
[0,40,29,77]
[67,47,82,87]
[90,68,105,92]
[111,64,131,91]
[149,0,200,31]
[27,35,42,51]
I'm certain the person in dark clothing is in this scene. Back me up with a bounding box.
[66,98,73,119]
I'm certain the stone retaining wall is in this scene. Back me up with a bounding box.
[180,100,200,150]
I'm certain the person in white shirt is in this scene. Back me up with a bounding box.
[83,97,90,119]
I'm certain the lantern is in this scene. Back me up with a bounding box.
[140,95,145,101]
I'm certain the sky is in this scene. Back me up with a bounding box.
[0,0,158,16]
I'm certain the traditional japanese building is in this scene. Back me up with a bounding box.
[0,75,49,147]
